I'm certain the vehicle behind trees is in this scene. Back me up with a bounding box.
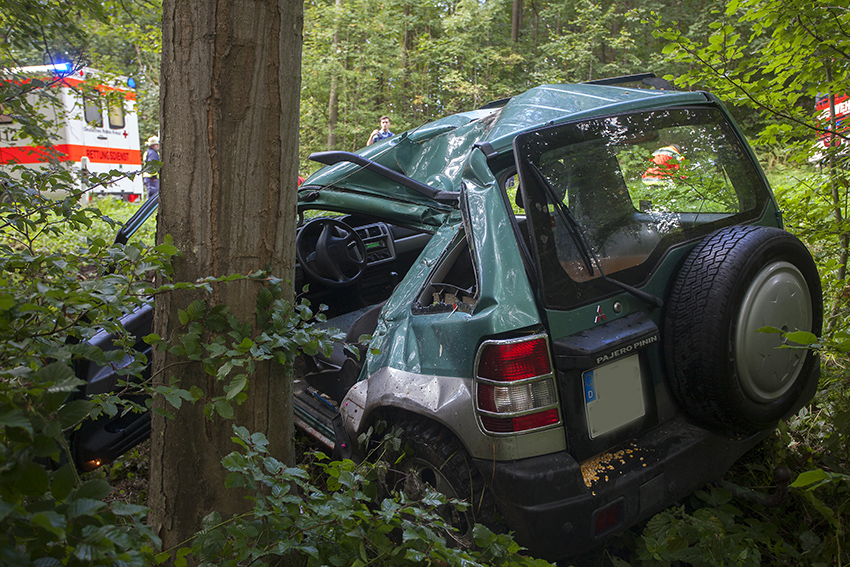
[0,64,143,202]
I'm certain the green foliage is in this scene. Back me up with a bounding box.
[0,0,105,65]
[633,489,769,567]
[650,0,850,338]
[0,171,166,563]
[183,425,553,567]
[145,276,341,421]
[80,0,162,143]
[622,330,850,566]
[299,0,723,173]
[770,167,850,336]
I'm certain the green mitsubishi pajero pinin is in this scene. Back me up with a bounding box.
[75,74,822,560]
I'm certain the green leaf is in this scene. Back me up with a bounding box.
[186,299,207,322]
[144,333,162,344]
[37,361,75,384]
[50,463,76,501]
[0,408,34,435]
[214,398,234,419]
[111,501,149,516]
[225,375,248,400]
[58,399,93,428]
[16,460,49,496]
[31,511,66,539]
[791,469,830,489]
[74,478,111,500]
[783,330,818,346]
[67,498,107,518]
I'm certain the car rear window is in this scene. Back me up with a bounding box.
[513,106,769,310]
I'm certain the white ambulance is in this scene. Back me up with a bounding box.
[0,64,144,201]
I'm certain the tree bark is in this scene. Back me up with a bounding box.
[327,0,341,150]
[149,0,302,558]
[511,0,523,43]
[824,72,849,333]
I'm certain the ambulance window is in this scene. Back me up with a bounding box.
[108,103,125,129]
[84,97,103,127]
[0,104,11,124]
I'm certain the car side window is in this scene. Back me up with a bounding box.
[84,96,103,127]
[107,102,125,129]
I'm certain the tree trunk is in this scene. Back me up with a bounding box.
[511,0,523,43]
[825,81,849,333]
[327,0,341,150]
[402,3,411,115]
[149,0,302,558]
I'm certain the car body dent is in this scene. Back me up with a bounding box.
[342,366,567,461]
[344,146,552,458]
[363,186,540,378]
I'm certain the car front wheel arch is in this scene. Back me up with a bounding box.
[663,225,822,434]
[372,415,502,548]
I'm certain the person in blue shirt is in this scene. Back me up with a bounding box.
[367,115,393,146]
[143,136,160,199]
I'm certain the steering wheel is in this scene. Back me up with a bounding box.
[296,218,367,287]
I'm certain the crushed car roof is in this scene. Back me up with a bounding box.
[300,83,711,227]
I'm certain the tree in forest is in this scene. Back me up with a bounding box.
[651,0,850,335]
[82,0,163,142]
[147,0,303,553]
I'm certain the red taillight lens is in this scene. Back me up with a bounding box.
[593,499,623,536]
[481,409,560,433]
[477,337,552,381]
[475,335,561,434]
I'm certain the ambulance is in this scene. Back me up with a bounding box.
[811,93,850,164]
[0,64,144,201]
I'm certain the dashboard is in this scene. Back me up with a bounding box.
[294,215,432,315]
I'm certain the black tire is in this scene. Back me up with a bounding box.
[664,225,822,434]
[387,419,499,548]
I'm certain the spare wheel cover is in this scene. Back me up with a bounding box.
[663,225,822,434]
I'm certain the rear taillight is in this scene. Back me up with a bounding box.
[474,334,561,434]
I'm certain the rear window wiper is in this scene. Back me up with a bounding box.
[525,159,663,309]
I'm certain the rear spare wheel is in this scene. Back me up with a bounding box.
[664,225,822,434]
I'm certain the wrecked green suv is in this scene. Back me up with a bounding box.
[294,75,821,559]
[76,74,822,560]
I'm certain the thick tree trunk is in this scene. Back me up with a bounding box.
[149,0,302,557]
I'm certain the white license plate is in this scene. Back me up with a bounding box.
[583,354,646,438]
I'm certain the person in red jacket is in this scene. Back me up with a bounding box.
[642,144,682,185]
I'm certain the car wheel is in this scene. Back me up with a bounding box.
[387,419,499,548]
[664,225,822,434]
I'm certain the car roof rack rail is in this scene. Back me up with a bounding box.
[584,73,676,90]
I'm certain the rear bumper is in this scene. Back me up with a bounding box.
[473,414,769,560]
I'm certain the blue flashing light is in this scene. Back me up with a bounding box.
[52,62,71,74]
[127,77,137,89]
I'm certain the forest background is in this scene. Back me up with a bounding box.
[3,0,798,171]
[1,0,849,565]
